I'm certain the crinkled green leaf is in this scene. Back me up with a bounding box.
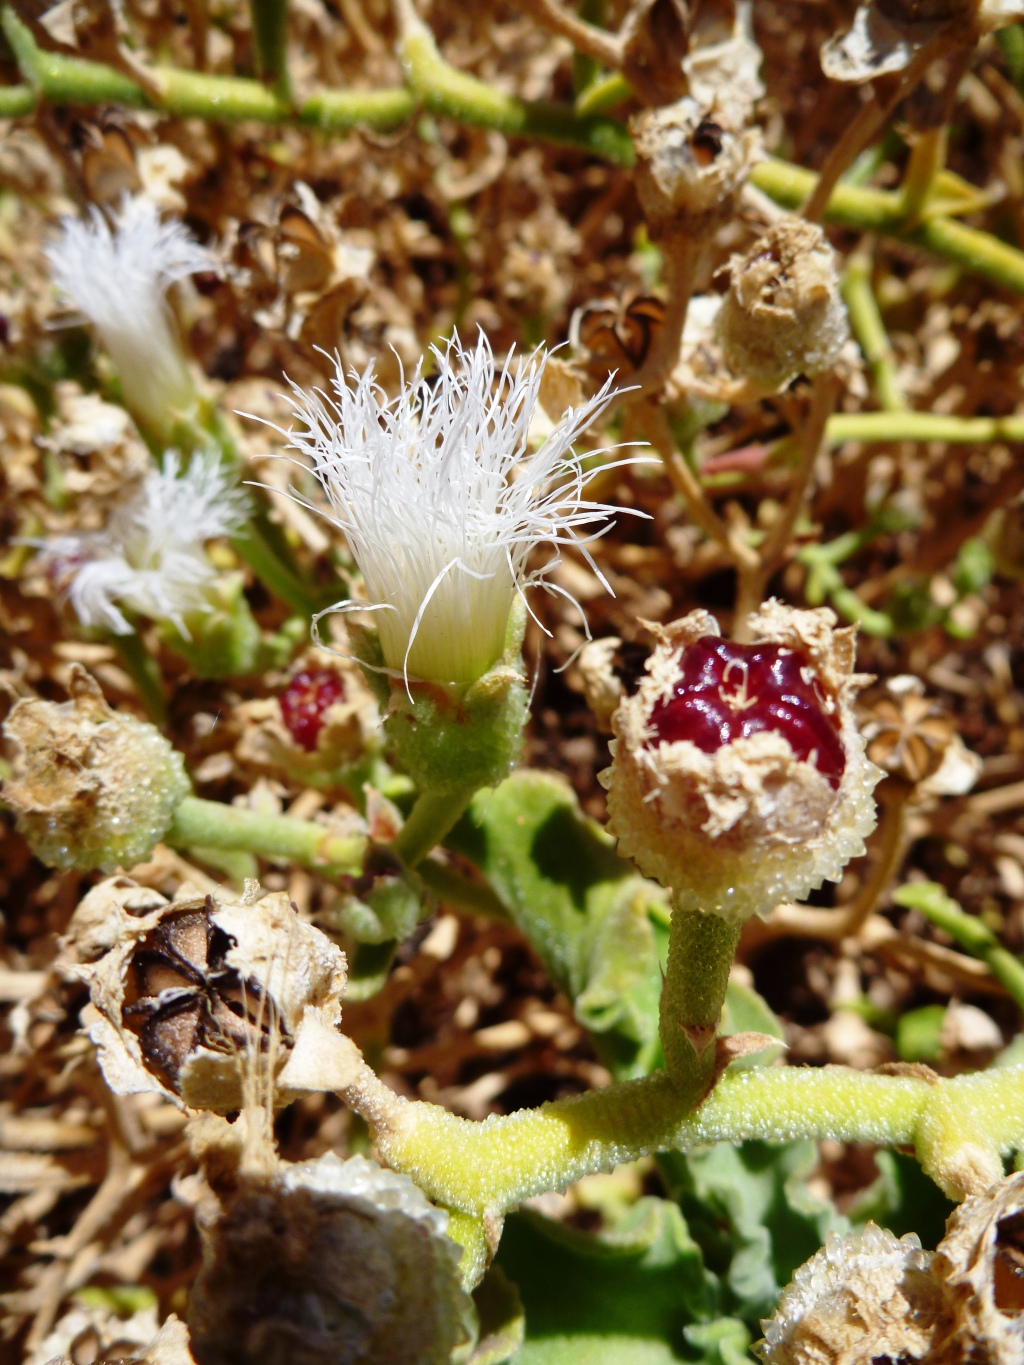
[495,1197,719,1360]
[664,1141,847,1325]
[450,772,668,1077]
[683,1318,755,1365]
[460,1265,525,1365]
[846,1148,955,1250]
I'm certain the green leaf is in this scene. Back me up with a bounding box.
[450,772,668,1077]
[670,1141,847,1325]
[683,1319,755,1365]
[496,1197,719,1361]
[719,982,786,1069]
[846,1149,956,1250]
[460,1266,525,1365]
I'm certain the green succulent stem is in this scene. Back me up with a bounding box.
[826,411,1024,445]
[249,0,291,101]
[658,906,741,1105]
[894,881,1024,1011]
[841,252,908,413]
[311,1026,1024,1214]
[166,794,366,873]
[392,789,475,871]
[110,631,168,727]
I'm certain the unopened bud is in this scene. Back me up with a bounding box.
[759,1224,949,1365]
[2,666,189,873]
[631,99,761,236]
[601,602,880,918]
[715,219,849,391]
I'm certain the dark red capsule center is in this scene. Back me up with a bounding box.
[648,637,845,788]
[280,669,345,752]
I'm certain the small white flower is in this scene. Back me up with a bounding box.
[40,451,248,636]
[45,196,211,435]
[269,332,632,687]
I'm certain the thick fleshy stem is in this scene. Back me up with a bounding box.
[250,0,292,101]
[894,881,1024,1011]
[658,905,741,1104]
[290,1021,1024,1214]
[841,251,908,413]
[391,789,475,870]
[166,794,366,873]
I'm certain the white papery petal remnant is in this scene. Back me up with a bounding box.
[39,450,248,635]
[273,332,626,686]
[46,196,210,433]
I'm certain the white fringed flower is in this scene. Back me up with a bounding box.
[46,196,210,435]
[40,451,248,635]
[272,332,629,686]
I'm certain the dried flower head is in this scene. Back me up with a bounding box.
[759,1223,949,1365]
[631,97,762,235]
[33,1305,193,1365]
[682,0,765,133]
[860,674,982,795]
[821,0,1024,84]
[36,450,248,636]
[46,196,211,435]
[715,219,849,391]
[2,667,190,872]
[269,331,627,687]
[62,877,348,1112]
[601,602,880,918]
[930,1168,1024,1363]
[188,1141,469,1365]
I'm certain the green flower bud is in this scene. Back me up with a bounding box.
[2,666,190,872]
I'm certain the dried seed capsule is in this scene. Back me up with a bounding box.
[715,218,849,391]
[631,97,762,236]
[601,602,880,918]
[188,1151,469,1365]
[2,666,190,873]
[931,1169,1024,1363]
[62,877,348,1113]
[758,1223,950,1365]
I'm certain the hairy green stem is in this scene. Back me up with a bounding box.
[167,794,366,872]
[841,254,908,413]
[753,158,1024,298]
[110,631,168,727]
[394,0,633,163]
[659,908,740,1103]
[302,1025,1024,1213]
[392,789,474,870]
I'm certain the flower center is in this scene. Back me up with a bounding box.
[280,670,345,752]
[648,637,846,787]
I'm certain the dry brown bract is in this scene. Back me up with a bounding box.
[821,0,1024,82]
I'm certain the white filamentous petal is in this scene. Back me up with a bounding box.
[42,451,248,635]
[45,197,211,433]
[271,332,631,685]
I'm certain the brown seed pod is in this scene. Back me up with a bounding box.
[931,1169,1024,1364]
[188,1151,469,1365]
[62,878,347,1113]
[715,218,849,391]
[2,666,191,873]
[758,1223,951,1365]
[860,674,981,795]
[630,97,762,236]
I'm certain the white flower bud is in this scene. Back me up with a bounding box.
[715,219,849,391]
[2,667,190,873]
[46,196,210,437]
[601,602,880,918]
